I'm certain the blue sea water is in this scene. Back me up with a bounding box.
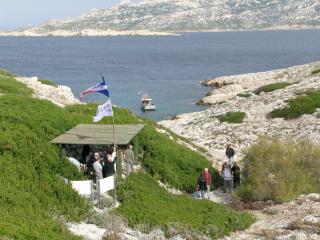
[0,30,320,121]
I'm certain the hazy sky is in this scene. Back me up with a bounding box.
[0,0,124,29]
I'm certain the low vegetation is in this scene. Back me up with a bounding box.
[116,173,254,239]
[1,70,253,238]
[254,82,293,95]
[217,111,246,124]
[138,125,221,192]
[0,69,33,95]
[311,68,320,75]
[237,138,320,203]
[269,90,320,119]
[237,92,251,98]
[0,81,88,238]
[39,79,58,87]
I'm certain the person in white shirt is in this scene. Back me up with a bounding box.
[93,152,103,183]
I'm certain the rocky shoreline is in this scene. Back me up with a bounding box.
[160,61,320,165]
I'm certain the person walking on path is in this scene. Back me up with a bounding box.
[231,161,241,188]
[226,144,235,164]
[197,171,208,199]
[125,144,135,175]
[93,152,103,183]
[221,162,233,193]
[203,168,212,199]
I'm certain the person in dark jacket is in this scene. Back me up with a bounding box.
[197,172,208,199]
[105,146,117,177]
[226,144,235,163]
[231,161,241,188]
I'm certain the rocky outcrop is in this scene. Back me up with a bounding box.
[223,193,320,240]
[15,76,81,107]
[200,62,319,105]
[1,0,320,36]
[160,61,320,165]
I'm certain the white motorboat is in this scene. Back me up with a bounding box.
[141,95,156,111]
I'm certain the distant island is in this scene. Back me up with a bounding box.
[1,0,320,36]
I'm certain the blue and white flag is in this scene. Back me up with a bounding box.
[80,76,109,101]
[93,99,113,122]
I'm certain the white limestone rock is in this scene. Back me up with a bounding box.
[15,76,81,107]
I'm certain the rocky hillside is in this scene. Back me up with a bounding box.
[1,0,320,36]
[224,193,320,240]
[160,61,320,166]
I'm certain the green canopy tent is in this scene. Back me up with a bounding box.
[51,124,144,174]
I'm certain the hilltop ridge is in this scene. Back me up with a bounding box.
[1,0,320,36]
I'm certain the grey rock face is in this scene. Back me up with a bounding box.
[2,0,320,36]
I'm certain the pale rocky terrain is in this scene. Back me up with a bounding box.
[160,61,320,166]
[223,193,320,240]
[15,76,81,107]
[1,0,319,36]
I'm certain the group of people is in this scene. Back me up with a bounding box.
[196,144,241,199]
[92,144,135,183]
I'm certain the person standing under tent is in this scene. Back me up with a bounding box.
[125,144,135,175]
[93,152,103,183]
[105,145,117,177]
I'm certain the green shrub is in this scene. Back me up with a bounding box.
[269,90,320,119]
[0,68,15,77]
[237,93,251,98]
[0,95,90,239]
[217,111,246,124]
[39,79,58,87]
[238,138,320,203]
[254,82,293,95]
[116,173,254,239]
[311,68,320,75]
[0,70,33,95]
[138,125,221,192]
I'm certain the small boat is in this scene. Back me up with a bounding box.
[141,95,156,111]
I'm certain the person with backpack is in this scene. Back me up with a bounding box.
[221,161,233,193]
[226,144,235,164]
[197,171,208,199]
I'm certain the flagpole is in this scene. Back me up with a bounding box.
[103,72,117,206]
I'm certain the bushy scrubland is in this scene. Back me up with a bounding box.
[116,173,254,239]
[254,82,293,95]
[238,138,320,203]
[217,111,246,124]
[138,125,220,192]
[0,69,33,95]
[269,90,320,119]
[0,71,251,239]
